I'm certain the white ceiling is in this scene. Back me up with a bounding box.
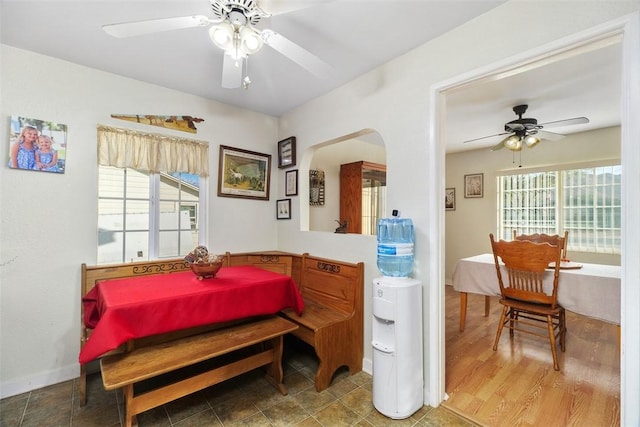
[1,1,622,153]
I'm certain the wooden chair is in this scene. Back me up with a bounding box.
[490,233,567,370]
[513,230,569,260]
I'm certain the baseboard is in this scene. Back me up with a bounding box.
[362,357,372,375]
[0,364,79,399]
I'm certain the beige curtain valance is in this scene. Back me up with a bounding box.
[97,125,209,177]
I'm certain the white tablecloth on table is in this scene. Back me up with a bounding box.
[452,253,621,325]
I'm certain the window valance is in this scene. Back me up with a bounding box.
[97,125,209,177]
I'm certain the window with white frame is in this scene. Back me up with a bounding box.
[498,164,621,254]
[96,125,209,264]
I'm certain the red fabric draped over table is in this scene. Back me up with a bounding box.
[80,265,304,364]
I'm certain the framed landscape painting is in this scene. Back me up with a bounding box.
[217,145,271,200]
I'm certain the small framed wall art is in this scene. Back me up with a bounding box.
[276,199,291,219]
[445,188,456,211]
[277,136,296,169]
[285,169,298,196]
[464,173,483,198]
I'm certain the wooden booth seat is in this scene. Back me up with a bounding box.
[226,251,365,391]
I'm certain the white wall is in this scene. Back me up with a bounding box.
[274,0,640,408]
[1,2,639,418]
[0,46,279,396]
[445,126,621,283]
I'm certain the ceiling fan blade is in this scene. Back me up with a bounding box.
[491,141,506,151]
[259,0,333,15]
[540,117,590,128]
[102,15,212,38]
[261,30,332,79]
[463,132,509,144]
[221,53,242,89]
[537,130,566,141]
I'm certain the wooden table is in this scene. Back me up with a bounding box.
[452,253,621,331]
[80,265,304,364]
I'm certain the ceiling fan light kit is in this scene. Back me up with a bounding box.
[465,104,589,153]
[102,0,332,90]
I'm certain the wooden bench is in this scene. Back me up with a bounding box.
[80,258,190,406]
[281,253,364,391]
[100,315,297,427]
[226,252,365,391]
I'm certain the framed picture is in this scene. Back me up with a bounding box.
[277,136,296,169]
[445,188,456,210]
[285,169,298,196]
[217,145,271,200]
[464,173,483,198]
[8,115,68,173]
[276,199,291,219]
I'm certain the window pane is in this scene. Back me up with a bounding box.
[499,171,557,239]
[97,231,123,264]
[98,167,125,198]
[126,169,151,199]
[158,230,197,258]
[125,231,148,262]
[126,200,149,230]
[562,166,620,254]
[98,199,124,231]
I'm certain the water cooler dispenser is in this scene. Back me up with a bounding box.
[372,212,423,419]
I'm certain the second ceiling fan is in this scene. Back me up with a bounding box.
[464,104,589,151]
[102,0,333,90]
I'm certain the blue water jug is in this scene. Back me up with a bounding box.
[377,211,414,277]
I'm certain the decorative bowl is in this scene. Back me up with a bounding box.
[189,261,223,280]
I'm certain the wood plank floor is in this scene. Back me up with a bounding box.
[442,285,620,427]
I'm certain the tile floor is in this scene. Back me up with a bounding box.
[1,341,478,426]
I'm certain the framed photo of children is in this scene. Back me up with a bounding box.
[464,173,483,198]
[8,115,67,173]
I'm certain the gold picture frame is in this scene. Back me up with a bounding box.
[217,145,271,200]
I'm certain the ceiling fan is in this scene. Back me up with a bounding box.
[102,0,333,90]
[463,104,589,151]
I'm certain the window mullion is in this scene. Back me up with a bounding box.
[148,173,160,259]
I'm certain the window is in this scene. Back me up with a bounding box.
[98,168,204,264]
[498,165,621,254]
[96,125,209,264]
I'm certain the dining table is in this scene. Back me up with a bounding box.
[79,265,305,364]
[452,253,621,331]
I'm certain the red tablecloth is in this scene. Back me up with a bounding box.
[79,265,304,364]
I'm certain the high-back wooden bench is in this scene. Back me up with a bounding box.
[225,251,294,276]
[225,251,365,391]
[280,253,364,391]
